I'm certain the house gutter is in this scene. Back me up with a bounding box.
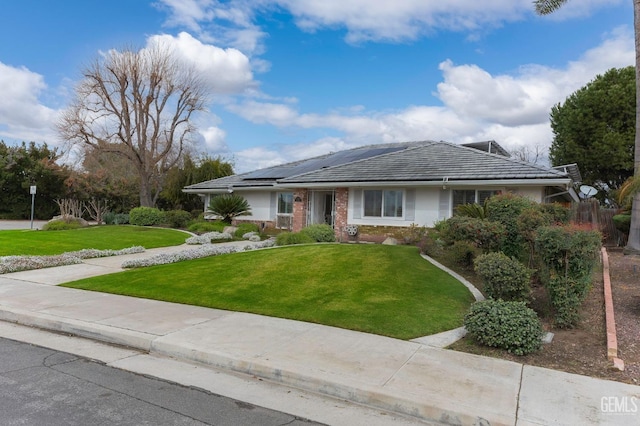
[183,178,574,194]
[276,178,573,189]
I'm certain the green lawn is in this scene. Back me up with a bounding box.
[64,244,475,339]
[0,226,188,256]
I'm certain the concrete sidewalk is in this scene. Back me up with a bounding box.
[0,243,638,425]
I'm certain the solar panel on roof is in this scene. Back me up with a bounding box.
[242,146,406,180]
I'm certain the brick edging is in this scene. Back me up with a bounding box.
[601,247,625,371]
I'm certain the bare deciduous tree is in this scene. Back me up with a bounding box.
[58,42,207,207]
[55,199,85,218]
[510,144,547,165]
[86,198,109,224]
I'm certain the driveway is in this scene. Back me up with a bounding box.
[0,220,48,230]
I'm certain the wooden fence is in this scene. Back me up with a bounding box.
[572,200,627,247]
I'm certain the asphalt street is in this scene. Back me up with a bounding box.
[0,336,322,426]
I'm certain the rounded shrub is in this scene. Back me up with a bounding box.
[187,220,226,234]
[418,233,444,257]
[275,232,315,246]
[300,224,336,242]
[234,222,260,238]
[129,207,165,226]
[42,218,86,231]
[165,210,192,228]
[441,216,505,251]
[464,299,544,356]
[474,252,532,302]
[448,240,479,268]
[104,212,130,225]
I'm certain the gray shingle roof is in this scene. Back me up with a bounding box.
[279,141,567,183]
[184,140,570,191]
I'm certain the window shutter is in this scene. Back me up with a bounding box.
[405,189,415,221]
[353,189,362,219]
[270,192,277,219]
[438,189,450,220]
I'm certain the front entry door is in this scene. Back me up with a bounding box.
[307,190,335,227]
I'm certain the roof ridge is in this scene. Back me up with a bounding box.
[443,141,566,176]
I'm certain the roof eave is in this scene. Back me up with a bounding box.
[276,178,574,189]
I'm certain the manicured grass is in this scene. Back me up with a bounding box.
[0,226,188,256]
[64,244,475,339]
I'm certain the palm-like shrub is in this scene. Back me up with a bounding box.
[455,202,488,219]
[207,194,252,224]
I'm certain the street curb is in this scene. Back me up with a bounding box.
[0,306,156,352]
[0,305,513,425]
[149,338,512,426]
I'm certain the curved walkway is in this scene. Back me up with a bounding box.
[0,226,637,425]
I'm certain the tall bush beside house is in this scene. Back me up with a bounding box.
[440,215,506,251]
[129,207,165,226]
[474,252,532,302]
[535,225,602,327]
[486,193,537,259]
[539,202,571,225]
[517,207,553,268]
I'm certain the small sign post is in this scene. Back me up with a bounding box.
[29,185,36,230]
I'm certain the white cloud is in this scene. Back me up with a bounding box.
[156,0,216,33]
[148,32,257,94]
[155,0,268,55]
[234,146,287,172]
[200,126,228,152]
[0,62,58,143]
[226,26,634,171]
[156,0,624,46]
[437,26,634,128]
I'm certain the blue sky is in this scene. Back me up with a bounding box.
[0,0,634,172]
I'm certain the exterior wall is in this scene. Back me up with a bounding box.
[508,187,545,203]
[334,188,348,230]
[345,185,548,229]
[333,187,349,241]
[413,188,441,227]
[231,218,275,230]
[239,191,273,221]
[292,189,308,232]
[215,184,549,237]
[347,187,441,228]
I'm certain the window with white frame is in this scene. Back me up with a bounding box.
[363,189,403,218]
[276,192,294,229]
[277,192,293,214]
[452,189,498,213]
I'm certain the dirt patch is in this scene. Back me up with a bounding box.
[448,248,640,385]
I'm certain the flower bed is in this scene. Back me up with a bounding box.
[0,246,145,274]
[185,232,233,245]
[122,240,275,268]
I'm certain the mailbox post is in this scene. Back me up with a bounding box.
[30,185,36,229]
